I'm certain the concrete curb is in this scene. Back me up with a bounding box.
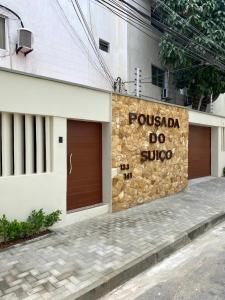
[0,231,55,253]
[68,211,225,300]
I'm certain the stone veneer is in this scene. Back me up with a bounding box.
[112,94,189,212]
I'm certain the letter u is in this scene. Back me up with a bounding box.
[147,115,154,126]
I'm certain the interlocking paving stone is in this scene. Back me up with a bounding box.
[0,178,225,299]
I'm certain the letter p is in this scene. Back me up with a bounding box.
[129,113,137,124]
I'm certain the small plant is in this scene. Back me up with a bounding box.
[44,210,61,228]
[0,209,62,243]
[223,167,225,177]
[27,209,46,234]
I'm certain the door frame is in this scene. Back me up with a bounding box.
[188,124,211,179]
[66,120,112,213]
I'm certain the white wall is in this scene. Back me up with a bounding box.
[0,117,67,222]
[0,0,128,91]
[0,68,111,122]
[211,94,225,117]
[126,0,162,100]
[189,109,225,177]
[0,68,112,226]
[189,110,225,127]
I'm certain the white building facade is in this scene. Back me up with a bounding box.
[0,1,225,226]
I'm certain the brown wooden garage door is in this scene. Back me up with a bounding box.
[67,120,102,211]
[188,125,211,179]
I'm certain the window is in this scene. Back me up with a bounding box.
[152,65,165,88]
[99,39,110,53]
[0,17,5,49]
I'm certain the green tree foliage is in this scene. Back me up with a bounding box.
[155,0,225,110]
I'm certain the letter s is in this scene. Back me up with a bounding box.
[141,151,148,162]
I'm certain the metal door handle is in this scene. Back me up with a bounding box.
[69,153,73,175]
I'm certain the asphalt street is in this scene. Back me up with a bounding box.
[102,220,225,300]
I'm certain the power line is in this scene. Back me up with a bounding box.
[122,0,225,69]
[0,5,24,27]
[129,0,151,14]
[70,0,114,85]
[55,0,110,83]
[95,0,225,72]
[141,63,206,81]
[96,0,216,65]
[154,0,225,62]
[93,0,160,43]
[95,0,196,61]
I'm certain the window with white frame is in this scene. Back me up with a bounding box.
[0,16,5,49]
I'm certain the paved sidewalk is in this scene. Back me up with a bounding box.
[1,177,225,300]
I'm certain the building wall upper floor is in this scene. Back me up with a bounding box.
[0,0,128,91]
[0,0,169,101]
[0,0,224,116]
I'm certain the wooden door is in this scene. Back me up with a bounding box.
[67,120,102,211]
[188,125,211,179]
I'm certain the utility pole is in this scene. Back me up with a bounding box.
[113,77,123,93]
[134,67,142,97]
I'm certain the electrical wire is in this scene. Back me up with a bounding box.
[55,0,110,83]
[95,0,205,61]
[95,0,225,72]
[0,5,24,27]
[154,0,225,60]
[129,0,151,14]
[92,0,160,43]
[141,63,206,81]
[122,0,225,68]
[95,0,214,65]
[71,0,114,85]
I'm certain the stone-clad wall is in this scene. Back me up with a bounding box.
[112,94,189,212]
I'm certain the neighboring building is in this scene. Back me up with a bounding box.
[0,0,185,104]
[0,1,127,90]
[0,1,225,226]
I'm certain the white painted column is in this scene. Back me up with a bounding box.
[1,112,13,176]
[0,113,2,176]
[45,117,52,172]
[36,116,44,173]
[218,127,225,176]
[211,126,221,177]
[14,114,24,175]
[25,115,34,174]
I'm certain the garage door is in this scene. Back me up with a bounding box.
[188,125,211,179]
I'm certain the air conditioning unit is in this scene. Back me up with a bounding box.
[16,29,33,56]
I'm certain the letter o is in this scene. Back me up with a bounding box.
[138,114,146,125]
[158,134,166,143]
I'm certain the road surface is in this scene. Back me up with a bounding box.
[101,221,225,300]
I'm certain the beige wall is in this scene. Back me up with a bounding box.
[112,94,189,212]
